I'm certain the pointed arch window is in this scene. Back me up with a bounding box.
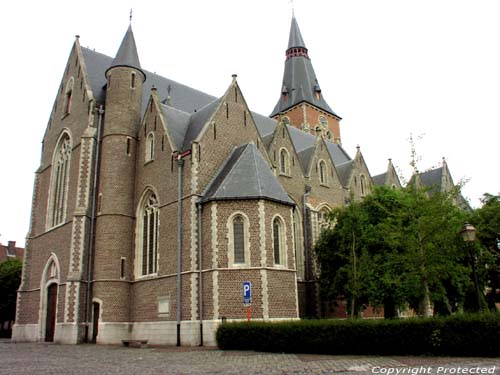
[279,148,290,176]
[48,133,72,228]
[137,193,159,276]
[360,174,367,196]
[145,132,154,162]
[233,215,245,264]
[273,217,285,265]
[227,212,250,267]
[63,77,74,116]
[319,160,328,185]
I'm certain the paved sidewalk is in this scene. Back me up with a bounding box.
[0,340,498,375]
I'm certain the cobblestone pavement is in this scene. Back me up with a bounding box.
[0,340,498,375]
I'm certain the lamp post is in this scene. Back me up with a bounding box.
[460,223,481,312]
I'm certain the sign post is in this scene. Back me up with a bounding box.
[243,281,252,321]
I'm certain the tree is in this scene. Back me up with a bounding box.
[0,258,22,334]
[316,185,470,318]
[471,193,500,311]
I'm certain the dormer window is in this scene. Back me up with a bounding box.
[319,160,328,185]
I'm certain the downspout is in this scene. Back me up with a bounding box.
[197,200,203,346]
[302,185,312,317]
[175,149,191,347]
[302,185,312,281]
[176,156,184,347]
[84,105,104,342]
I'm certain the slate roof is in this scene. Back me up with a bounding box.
[106,25,145,79]
[270,17,339,118]
[81,42,350,161]
[202,144,294,205]
[336,160,354,187]
[288,16,306,49]
[81,47,216,116]
[372,172,387,186]
[419,167,444,192]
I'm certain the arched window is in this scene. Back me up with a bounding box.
[138,193,159,276]
[63,77,74,116]
[145,132,154,162]
[273,217,284,265]
[318,207,331,232]
[360,174,366,196]
[326,131,333,140]
[279,148,289,175]
[233,215,245,264]
[227,212,250,267]
[48,133,72,228]
[319,160,327,185]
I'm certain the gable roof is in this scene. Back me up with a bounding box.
[81,47,216,115]
[336,160,354,187]
[202,143,294,206]
[372,172,388,186]
[80,45,350,159]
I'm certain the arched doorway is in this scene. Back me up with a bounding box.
[91,302,100,343]
[44,283,58,342]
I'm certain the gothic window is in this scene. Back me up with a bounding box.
[273,217,284,265]
[279,148,289,175]
[326,131,333,140]
[233,215,245,264]
[48,133,72,228]
[137,193,159,276]
[63,77,74,116]
[145,132,154,162]
[227,212,249,267]
[360,174,367,196]
[318,207,331,232]
[319,160,328,185]
[282,116,290,125]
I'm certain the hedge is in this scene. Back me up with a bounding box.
[216,313,500,356]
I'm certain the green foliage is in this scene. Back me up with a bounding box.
[316,185,470,317]
[216,314,500,356]
[470,193,500,311]
[0,258,23,324]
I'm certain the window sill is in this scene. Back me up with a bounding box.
[134,272,158,281]
[279,172,292,178]
[144,159,154,165]
[320,183,330,188]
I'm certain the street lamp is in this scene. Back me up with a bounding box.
[460,223,482,312]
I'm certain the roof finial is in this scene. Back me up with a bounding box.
[129,8,133,24]
[290,0,295,16]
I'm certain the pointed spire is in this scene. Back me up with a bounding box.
[288,15,306,50]
[106,25,145,81]
[271,15,339,119]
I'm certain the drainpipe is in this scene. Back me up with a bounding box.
[175,149,190,347]
[84,105,104,343]
[197,200,203,346]
[302,185,312,317]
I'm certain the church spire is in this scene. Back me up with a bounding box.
[106,25,145,80]
[270,15,338,119]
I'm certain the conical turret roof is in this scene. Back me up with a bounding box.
[106,25,145,80]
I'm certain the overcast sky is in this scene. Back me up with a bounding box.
[1,0,499,247]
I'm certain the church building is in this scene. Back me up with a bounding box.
[13,15,455,346]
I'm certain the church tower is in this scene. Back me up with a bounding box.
[91,25,145,341]
[271,16,342,144]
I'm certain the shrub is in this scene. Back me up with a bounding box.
[216,313,500,356]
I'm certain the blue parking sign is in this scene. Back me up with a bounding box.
[243,281,252,305]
